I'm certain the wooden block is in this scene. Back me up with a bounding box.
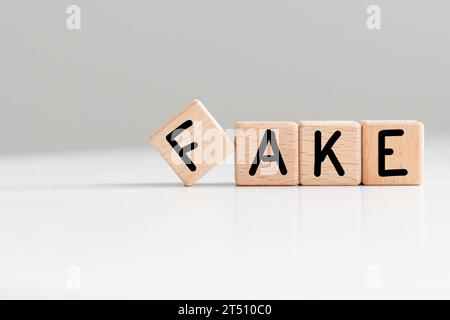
[150,99,233,186]
[299,121,361,185]
[362,120,424,185]
[234,121,299,186]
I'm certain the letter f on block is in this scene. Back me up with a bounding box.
[166,120,198,172]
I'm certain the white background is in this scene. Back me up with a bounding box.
[1,0,449,299]
[0,134,448,299]
[1,0,449,153]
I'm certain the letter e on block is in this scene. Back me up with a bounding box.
[362,120,424,185]
[150,99,233,186]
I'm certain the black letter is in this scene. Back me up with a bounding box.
[314,130,345,177]
[166,120,198,172]
[249,129,287,176]
[378,129,408,177]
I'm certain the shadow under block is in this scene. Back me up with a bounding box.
[362,120,424,185]
[299,121,361,185]
[234,122,299,186]
[150,99,233,186]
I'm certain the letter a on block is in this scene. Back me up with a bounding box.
[150,99,233,186]
[362,120,424,185]
[248,129,288,176]
[235,121,298,186]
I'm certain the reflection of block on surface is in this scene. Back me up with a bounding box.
[234,122,299,186]
[233,187,298,255]
[150,100,233,186]
[299,121,361,185]
[362,187,424,250]
[155,186,235,256]
[298,187,362,250]
[362,121,424,185]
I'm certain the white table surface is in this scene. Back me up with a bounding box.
[1,135,449,299]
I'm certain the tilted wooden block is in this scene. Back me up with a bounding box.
[362,120,424,185]
[234,121,299,186]
[299,121,361,185]
[150,99,233,186]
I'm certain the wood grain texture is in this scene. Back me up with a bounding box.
[150,99,233,186]
[362,120,424,185]
[299,121,361,185]
[234,121,299,186]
